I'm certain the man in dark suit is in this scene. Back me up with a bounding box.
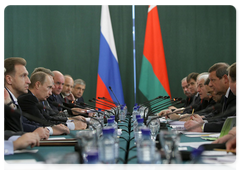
[61,75,75,102]
[18,71,87,135]
[4,57,49,139]
[185,62,236,132]
[72,79,86,105]
[47,71,87,116]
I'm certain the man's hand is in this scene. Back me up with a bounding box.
[52,124,70,135]
[69,115,86,121]
[33,127,50,140]
[184,120,203,132]
[212,134,235,144]
[66,93,75,101]
[157,109,171,117]
[73,120,87,130]
[13,133,40,150]
[226,136,236,152]
[191,114,204,123]
[212,127,236,144]
[71,108,87,115]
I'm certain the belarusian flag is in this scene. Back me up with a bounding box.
[139,5,171,100]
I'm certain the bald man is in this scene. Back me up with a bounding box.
[61,75,75,102]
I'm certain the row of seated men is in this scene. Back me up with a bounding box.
[4,57,92,155]
[158,62,236,152]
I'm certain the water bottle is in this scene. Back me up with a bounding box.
[98,127,115,164]
[186,147,211,170]
[123,104,128,115]
[134,118,146,143]
[133,114,141,130]
[110,115,118,128]
[137,128,155,164]
[107,117,119,160]
[80,151,106,170]
[119,106,126,121]
[132,107,138,122]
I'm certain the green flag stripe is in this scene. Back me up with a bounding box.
[139,55,169,100]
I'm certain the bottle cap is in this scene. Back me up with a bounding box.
[141,128,151,136]
[110,115,115,119]
[107,118,114,124]
[137,118,144,123]
[86,150,99,163]
[136,115,141,119]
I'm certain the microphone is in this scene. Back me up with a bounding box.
[91,99,115,108]
[80,102,114,116]
[108,86,121,106]
[49,101,103,128]
[36,103,96,130]
[144,100,187,122]
[98,97,118,105]
[146,103,222,126]
[93,98,116,107]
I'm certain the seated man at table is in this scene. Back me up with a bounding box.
[47,71,87,116]
[4,58,49,139]
[72,79,86,105]
[213,62,240,145]
[31,67,88,120]
[18,71,87,135]
[61,74,75,102]
[158,72,200,119]
[4,131,40,155]
[184,62,236,132]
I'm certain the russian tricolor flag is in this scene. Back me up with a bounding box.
[96,5,125,110]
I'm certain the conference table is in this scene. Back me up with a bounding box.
[4,115,235,164]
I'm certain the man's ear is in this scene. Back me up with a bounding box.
[222,74,229,84]
[5,75,13,85]
[35,81,41,90]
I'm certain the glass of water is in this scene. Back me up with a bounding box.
[147,116,160,140]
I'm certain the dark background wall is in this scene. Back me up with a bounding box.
[4,5,236,110]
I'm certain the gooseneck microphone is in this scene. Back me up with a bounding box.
[48,101,103,128]
[98,97,118,105]
[108,86,121,106]
[36,103,96,130]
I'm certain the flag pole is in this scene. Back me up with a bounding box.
[132,5,136,104]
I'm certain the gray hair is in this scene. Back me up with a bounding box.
[73,79,86,87]
[197,72,209,82]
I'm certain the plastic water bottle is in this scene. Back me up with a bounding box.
[98,127,115,164]
[133,115,141,130]
[123,104,128,115]
[119,106,126,121]
[134,118,146,143]
[132,107,138,121]
[81,151,107,170]
[110,115,118,127]
[137,128,155,164]
[107,117,119,160]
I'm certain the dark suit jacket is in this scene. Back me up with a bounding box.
[18,90,68,128]
[204,89,236,132]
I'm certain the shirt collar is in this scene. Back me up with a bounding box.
[225,87,230,98]
[5,87,18,105]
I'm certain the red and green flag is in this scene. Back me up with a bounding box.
[139,5,171,100]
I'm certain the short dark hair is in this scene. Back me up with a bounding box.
[186,72,199,83]
[208,62,229,79]
[31,67,54,77]
[4,57,26,76]
[227,62,236,82]
[29,71,48,89]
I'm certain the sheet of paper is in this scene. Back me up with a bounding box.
[168,121,186,125]
[47,137,66,140]
[180,132,216,135]
[179,141,212,148]
[202,151,234,156]
[186,133,220,138]
[14,149,38,154]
